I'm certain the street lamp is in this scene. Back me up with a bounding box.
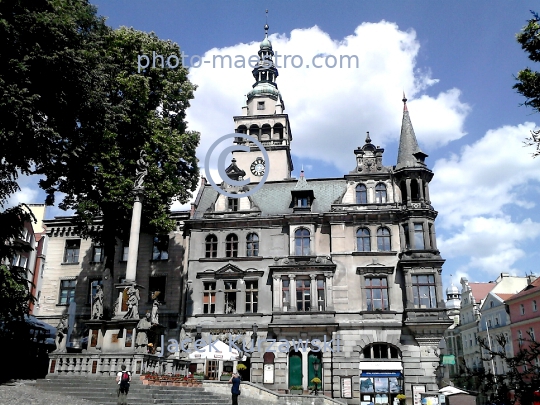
[313,359,320,396]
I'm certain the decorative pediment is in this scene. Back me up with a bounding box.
[356,259,394,275]
[196,264,264,279]
[269,255,336,275]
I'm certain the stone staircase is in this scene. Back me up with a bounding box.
[35,377,231,405]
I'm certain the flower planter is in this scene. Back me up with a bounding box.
[220,375,232,381]
[193,375,204,381]
[290,389,303,395]
[173,382,182,387]
[142,379,150,385]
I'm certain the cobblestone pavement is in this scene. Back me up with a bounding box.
[0,380,95,405]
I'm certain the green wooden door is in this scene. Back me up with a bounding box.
[289,352,302,387]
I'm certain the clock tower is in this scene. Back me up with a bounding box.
[231,24,293,182]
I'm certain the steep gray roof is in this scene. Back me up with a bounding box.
[193,178,347,218]
[395,99,427,170]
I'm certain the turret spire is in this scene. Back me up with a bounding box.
[396,94,427,170]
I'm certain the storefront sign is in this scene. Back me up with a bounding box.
[341,377,352,398]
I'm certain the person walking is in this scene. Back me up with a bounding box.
[228,372,241,405]
[116,364,131,405]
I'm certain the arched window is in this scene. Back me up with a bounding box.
[205,234,218,258]
[294,228,310,256]
[356,184,367,204]
[246,233,259,257]
[273,123,284,139]
[261,124,271,139]
[226,234,238,258]
[249,124,259,136]
[375,183,387,203]
[377,227,391,251]
[356,228,370,252]
[362,343,401,359]
[236,125,247,134]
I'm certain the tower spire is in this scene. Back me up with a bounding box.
[396,94,427,170]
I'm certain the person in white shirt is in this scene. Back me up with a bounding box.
[116,364,132,405]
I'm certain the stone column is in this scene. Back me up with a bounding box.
[424,182,431,204]
[408,219,415,249]
[405,179,412,204]
[289,274,296,311]
[325,275,334,310]
[423,220,431,249]
[310,274,317,311]
[126,190,143,282]
[418,179,425,201]
[272,275,281,312]
[429,223,438,250]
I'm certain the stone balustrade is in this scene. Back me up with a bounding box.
[47,353,189,377]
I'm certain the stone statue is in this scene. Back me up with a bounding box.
[53,315,69,353]
[135,312,152,353]
[91,285,104,319]
[150,291,161,325]
[112,297,119,318]
[134,150,148,189]
[123,286,140,319]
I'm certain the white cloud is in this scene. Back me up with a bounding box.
[432,122,540,277]
[187,21,470,173]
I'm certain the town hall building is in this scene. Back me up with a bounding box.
[36,24,452,405]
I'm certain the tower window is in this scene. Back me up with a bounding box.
[249,124,259,136]
[356,228,371,252]
[257,101,265,110]
[205,234,218,258]
[225,234,238,257]
[294,228,311,256]
[356,184,367,204]
[376,227,391,251]
[414,223,425,249]
[411,179,420,201]
[375,183,387,203]
[412,275,436,308]
[228,198,239,212]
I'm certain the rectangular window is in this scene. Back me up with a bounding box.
[19,256,28,269]
[228,198,239,212]
[282,278,290,309]
[296,196,310,207]
[366,277,389,310]
[246,281,258,313]
[122,241,129,262]
[149,276,166,302]
[534,300,538,312]
[203,282,216,314]
[64,239,81,263]
[88,279,103,304]
[11,254,20,266]
[412,275,436,309]
[296,279,311,311]
[92,245,104,262]
[530,328,535,341]
[414,223,425,250]
[317,278,325,311]
[224,281,237,314]
[520,304,525,315]
[59,279,76,305]
[152,235,169,261]
[257,101,265,110]
[518,330,523,347]
[403,224,410,249]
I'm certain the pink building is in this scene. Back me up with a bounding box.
[507,277,540,371]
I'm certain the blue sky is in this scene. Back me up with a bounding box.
[13,1,540,289]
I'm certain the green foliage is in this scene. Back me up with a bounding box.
[515,11,540,156]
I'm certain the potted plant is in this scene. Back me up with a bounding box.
[290,385,303,395]
[193,372,205,381]
[397,394,407,405]
[311,377,321,394]
[220,372,232,381]
[236,364,247,372]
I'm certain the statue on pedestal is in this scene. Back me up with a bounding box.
[91,285,104,319]
[135,312,152,353]
[53,315,69,353]
[123,286,140,319]
[134,151,148,189]
[150,291,161,325]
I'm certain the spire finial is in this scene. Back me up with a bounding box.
[365,131,371,144]
[402,91,408,112]
[264,10,269,37]
[300,164,304,177]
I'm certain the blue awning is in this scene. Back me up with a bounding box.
[361,371,402,378]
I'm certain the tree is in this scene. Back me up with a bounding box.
[0,0,109,329]
[38,27,200,317]
[515,11,540,157]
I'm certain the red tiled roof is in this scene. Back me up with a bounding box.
[469,283,496,302]
[495,293,515,301]
[506,277,540,302]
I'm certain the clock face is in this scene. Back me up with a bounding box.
[250,158,265,176]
